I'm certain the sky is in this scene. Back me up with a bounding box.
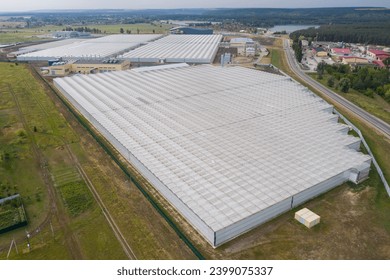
[0,0,389,12]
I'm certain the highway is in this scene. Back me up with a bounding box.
[283,39,390,138]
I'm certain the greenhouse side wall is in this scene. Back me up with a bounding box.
[215,197,292,247]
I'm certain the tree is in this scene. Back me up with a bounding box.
[126,29,131,34]
[339,77,351,93]
[292,41,303,63]
[385,89,390,102]
[120,28,124,34]
[317,62,326,75]
[384,57,390,67]
[327,76,335,87]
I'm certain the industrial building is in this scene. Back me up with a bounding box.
[313,47,328,57]
[123,35,222,64]
[16,34,163,61]
[229,38,256,56]
[367,49,390,61]
[54,64,371,247]
[43,59,130,76]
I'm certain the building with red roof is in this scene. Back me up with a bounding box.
[331,48,351,56]
[367,49,390,61]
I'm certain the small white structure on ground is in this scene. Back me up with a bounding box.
[295,208,321,228]
[54,64,371,247]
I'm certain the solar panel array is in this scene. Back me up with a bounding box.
[123,35,223,63]
[54,64,371,242]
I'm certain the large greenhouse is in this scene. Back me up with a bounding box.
[17,34,163,61]
[54,64,371,247]
[122,34,223,63]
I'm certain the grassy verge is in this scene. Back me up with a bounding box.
[271,48,281,69]
[308,73,390,124]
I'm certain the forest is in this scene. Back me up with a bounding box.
[198,7,390,26]
[290,23,390,46]
[3,7,390,27]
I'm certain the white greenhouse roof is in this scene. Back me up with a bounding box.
[230,38,254,43]
[54,65,371,239]
[17,34,162,61]
[122,34,223,63]
[20,39,86,52]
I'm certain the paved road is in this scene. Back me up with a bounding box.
[283,39,390,138]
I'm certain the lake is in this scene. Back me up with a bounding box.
[269,25,319,33]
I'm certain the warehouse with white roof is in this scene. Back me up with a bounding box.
[123,34,222,63]
[54,64,371,247]
[17,34,163,61]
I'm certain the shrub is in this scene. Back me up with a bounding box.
[339,77,351,93]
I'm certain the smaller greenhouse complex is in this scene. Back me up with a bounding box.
[54,64,371,247]
[17,34,163,61]
[123,34,223,63]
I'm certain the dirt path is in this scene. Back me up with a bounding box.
[64,144,137,259]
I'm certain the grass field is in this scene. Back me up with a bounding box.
[0,62,126,259]
[0,64,49,236]
[0,31,43,44]
[0,23,172,44]
[82,23,173,34]
[271,49,282,69]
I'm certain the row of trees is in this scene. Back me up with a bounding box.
[317,62,390,102]
[119,28,155,34]
[62,26,103,34]
[292,38,303,63]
